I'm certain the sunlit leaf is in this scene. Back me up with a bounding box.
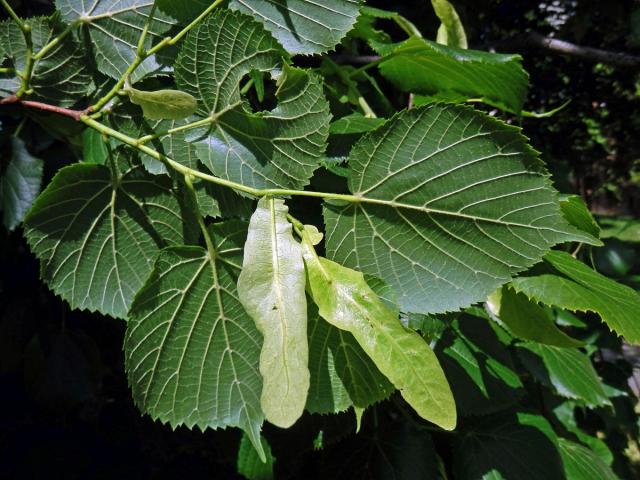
[238,198,309,428]
[126,88,198,120]
[303,237,456,430]
[325,104,597,315]
[175,11,330,191]
[228,0,363,55]
[511,251,640,343]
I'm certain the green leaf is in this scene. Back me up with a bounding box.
[306,309,352,414]
[455,412,565,480]
[560,195,601,240]
[324,104,597,315]
[237,433,275,480]
[557,438,617,480]
[0,17,92,105]
[432,0,468,48]
[488,287,584,348]
[55,0,177,80]
[436,315,524,416]
[329,114,387,135]
[0,138,44,231]
[378,37,529,113]
[511,250,640,343]
[24,150,185,319]
[517,343,610,408]
[124,221,266,460]
[237,198,309,428]
[228,0,363,55]
[82,129,108,164]
[598,217,640,243]
[302,237,456,430]
[126,88,198,120]
[156,0,210,23]
[306,303,393,414]
[175,11,331,191]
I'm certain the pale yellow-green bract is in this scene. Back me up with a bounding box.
[126,87,198,120]
[237,197,309,428]
[301,233,457,431]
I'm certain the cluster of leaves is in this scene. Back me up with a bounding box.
[1,0,640,478]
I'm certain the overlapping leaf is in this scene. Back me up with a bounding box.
[55,0,177,80]
[511,251,640,343]
[125,221,266,459]
[175,10,330,191]
[306,305,393,414]
[0,17,92,105]
[378,37,529,113]
[325,104,597,315]
[560,195,601,239]
[0,138,44,231]
[489,286,584,348]
[518,343,610,408]
[107,105,255,217]
[303,237,456,430]
[435,315,524,416]
[228,0,362,55]
[24,149,185,319]
[557,438,617,480]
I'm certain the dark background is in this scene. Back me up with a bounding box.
[1,0,639,478]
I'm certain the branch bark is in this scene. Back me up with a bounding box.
[517,32,640,69]
[0,95,91,120]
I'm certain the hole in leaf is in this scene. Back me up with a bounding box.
[240,70,278,113]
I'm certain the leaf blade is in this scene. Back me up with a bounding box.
[228,0,363,55]
[325,104,597,315]
[0,138,44,231]
[125,222,266,458]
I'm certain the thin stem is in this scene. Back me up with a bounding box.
[81,115,361,202]
[1,0,36,99]
[358,96,377,118]
[348,57,384,79]
[136,100,243,144]
[32,22,76,61]
[136,2,157,56]
[0,0,26,31]
[184,173,217,258]
[81,115,553,231]
[12,116,27,137]
[91,0,223,114]
[0,67,14,74]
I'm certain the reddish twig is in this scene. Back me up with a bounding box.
[0,94,91,120]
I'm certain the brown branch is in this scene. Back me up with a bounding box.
[0,94,91,120]
[507,32,640,69]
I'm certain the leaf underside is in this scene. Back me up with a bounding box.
[125,221,266,458]
[228,0,363,55]
[175,10,331,191]
[325,104,596,315]
[24,151,185,319]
